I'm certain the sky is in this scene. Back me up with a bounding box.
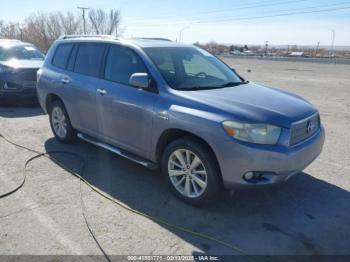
[1,0,350,46]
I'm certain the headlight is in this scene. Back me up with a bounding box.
[222,121,281,145]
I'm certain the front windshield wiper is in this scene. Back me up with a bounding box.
[177,81,249,91]
[178,86,223,91]
[220,81,249,87]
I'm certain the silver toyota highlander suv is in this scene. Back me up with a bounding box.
[37,35,325,205]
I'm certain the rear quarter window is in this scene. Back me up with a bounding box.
[52,44,73,69]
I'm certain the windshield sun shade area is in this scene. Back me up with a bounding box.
[143,47,243,90]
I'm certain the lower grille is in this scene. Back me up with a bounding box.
[290,113,320,146]
[4,82,22,89]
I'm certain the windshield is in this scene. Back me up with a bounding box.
[143,46,243,90]
[0,45,45,61]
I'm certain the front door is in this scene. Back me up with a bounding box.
[96,45,158,157]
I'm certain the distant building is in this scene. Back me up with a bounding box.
[243,50,255,56]
[231,50,244,55]
[230,50,255,56]
[289,52,304,57]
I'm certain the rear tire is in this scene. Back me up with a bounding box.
[49,100,76,143]
[161,137,221,206]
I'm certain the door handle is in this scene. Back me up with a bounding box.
[97,88,107,95]
[61,78,70,85]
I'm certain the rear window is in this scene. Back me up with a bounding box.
[52,44,73,69]
[74,44,105,77]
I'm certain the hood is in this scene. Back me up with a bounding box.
[0,59,43,69]
[176,82,317,128]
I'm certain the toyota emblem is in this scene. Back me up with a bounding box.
[307,121,315,134]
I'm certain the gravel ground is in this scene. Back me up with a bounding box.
[0,58,349,258]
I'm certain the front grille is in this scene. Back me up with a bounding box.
[17,68,38,82]
[290,113,320,146]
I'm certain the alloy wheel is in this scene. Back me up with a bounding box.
[168,149,208,198]
[51,106,68,139]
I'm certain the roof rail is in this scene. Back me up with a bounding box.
[59,35,118,40]
[0,39,21,42]
[131,37,172,42]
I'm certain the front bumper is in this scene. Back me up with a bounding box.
[0,78,38,104]
[216,125,325,189]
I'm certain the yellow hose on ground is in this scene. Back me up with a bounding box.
[0,133,250,261]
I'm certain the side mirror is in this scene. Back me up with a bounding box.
[129,73,149,89]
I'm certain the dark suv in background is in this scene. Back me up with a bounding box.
[0,39,45,105]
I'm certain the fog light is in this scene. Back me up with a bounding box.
[3,82,16,90]
[243,171,277,184]
[244,172,254,181]
[3,82,12,89]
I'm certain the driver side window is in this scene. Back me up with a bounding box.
[183,54,226,80]
[105,46,147,85]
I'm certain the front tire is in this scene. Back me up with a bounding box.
[161,137,221,206]
[49,100,76,143]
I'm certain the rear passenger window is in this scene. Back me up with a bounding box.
[67,45,78,71]
[52,44,73,69]
[74,44,105,77]
[104,46,147,85]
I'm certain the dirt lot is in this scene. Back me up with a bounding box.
[0,58,349,257]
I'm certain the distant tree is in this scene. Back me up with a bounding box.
[0,9,122,52]
[88,9,121,36]
[59,11,81,35]
[23,13,53,51]
[0,20,3,37]
[249,45,260,52]
[0,21,21,39]
[291,45,298,52]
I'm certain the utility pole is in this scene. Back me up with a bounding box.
[315,41,320,57]
[19,26,23,41]
[179,26,190,43]
[77,7,90,34]
[330,29,335,59]
[265,41,269,56]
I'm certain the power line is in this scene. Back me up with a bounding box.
[193,5,350,24]
[192,1,350,24]
[187,0,311,17]
[128,4,350,27]
[128,0,312,25]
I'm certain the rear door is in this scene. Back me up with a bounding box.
[96,45,158,157]
[63,42,106,136]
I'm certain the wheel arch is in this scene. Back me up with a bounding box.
[45,93,64,112]
[155,128,223,185]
